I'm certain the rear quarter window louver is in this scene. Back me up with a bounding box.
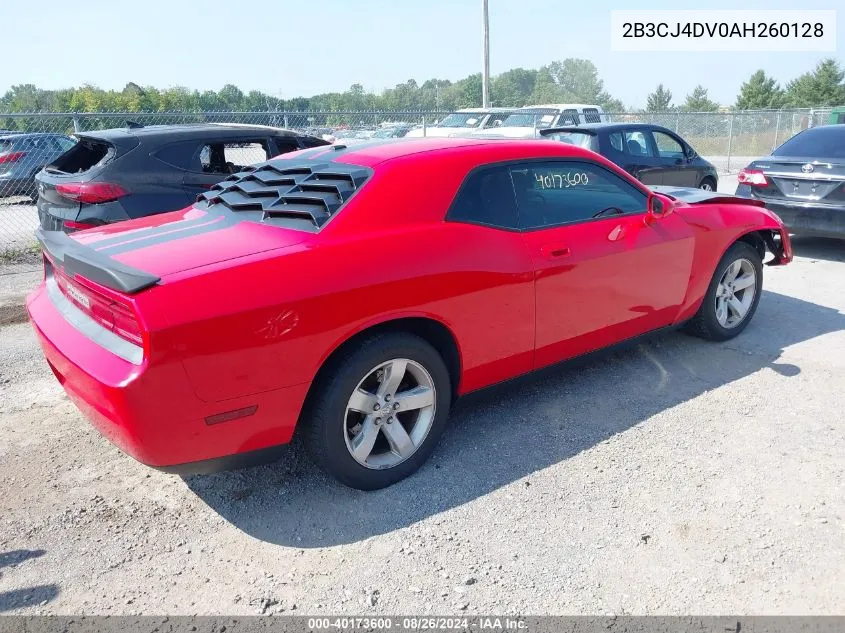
[197,161,370,231]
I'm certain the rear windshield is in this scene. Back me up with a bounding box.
[436,113,484,128]
[543,131,596,150]
[773,126,845,159]
[502,109,558,128]
[46,137,112,174]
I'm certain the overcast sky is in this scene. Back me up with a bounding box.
[4,0,842,108]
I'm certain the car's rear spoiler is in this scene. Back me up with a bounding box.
[651,186,766,208]
[36,228,160,294]
[538,127,597,137]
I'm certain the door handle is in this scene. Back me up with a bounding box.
[540,244,571,259]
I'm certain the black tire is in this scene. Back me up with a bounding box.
[302,332,451,490]
[685,241,763,341]
[699,176,717,191]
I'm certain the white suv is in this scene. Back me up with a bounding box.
[405,108,515,138]
[475,104,609,139]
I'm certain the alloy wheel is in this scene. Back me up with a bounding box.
[343,358,436,469]
[714,258,757,328]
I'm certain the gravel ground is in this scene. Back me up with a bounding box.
[0,205,843,617]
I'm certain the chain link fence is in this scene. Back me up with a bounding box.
[0,107,836,252]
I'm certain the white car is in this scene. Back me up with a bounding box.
[475,104,609,139]
[405,108,515,138]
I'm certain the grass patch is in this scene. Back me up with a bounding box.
[0,243,41,265]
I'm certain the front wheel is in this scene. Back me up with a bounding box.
[685,241,763,341]
[302,332,451,490]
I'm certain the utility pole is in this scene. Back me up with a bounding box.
[481,0,490,108]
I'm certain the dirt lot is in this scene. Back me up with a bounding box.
[1,214,844,616]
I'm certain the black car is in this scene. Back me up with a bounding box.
[539,123,718,190]
[36,123,330,232]
[735,124,845,239]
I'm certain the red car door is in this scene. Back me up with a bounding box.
[509,160,695,370]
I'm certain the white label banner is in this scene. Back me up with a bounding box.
[610,10,836,52]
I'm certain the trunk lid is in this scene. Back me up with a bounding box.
[42,206,307,288]
[747,157,845,205]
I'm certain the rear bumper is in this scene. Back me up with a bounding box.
[26,282,310,472]
[735,186,845,238]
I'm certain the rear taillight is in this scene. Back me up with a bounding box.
[64,220,99,231]
[56,182,128,204]
[737,168,768,187]
[0,151,26,164]
[54,269,144,347]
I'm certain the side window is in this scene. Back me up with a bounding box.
[446,165,518,230]
[273,137,302,156]
[482,113,509,128]
[583,108,602,123]
[623,130,654,157]
[509,161,648,230]
[607,132,624,152]
[652,131,685,159]
[559,109,581,125]
[199,141,270,174]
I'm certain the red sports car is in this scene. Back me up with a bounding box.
[27,138,792,490]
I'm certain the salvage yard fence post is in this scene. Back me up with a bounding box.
[726,113,735,174]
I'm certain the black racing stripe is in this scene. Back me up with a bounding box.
[95,211,239,256]
[88,211,217,250]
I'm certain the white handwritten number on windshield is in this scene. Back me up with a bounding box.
[535,172,590,189]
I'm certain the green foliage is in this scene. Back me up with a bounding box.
[735,70,784,109]
[682,85,719,112]
[2,58,842,121]
[783,58,845,108]
[0,59,625,117]
[646,84,673,112]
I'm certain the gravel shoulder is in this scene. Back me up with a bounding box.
[0,236,843,615]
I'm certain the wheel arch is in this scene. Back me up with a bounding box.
[308,315,463,405]
[699,174,718,189]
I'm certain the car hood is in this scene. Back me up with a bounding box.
[63,205,306,283]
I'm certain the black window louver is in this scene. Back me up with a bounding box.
[198,161,370,229]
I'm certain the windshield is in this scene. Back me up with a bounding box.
[773,126,845,159]
[436,113,484,128]
[543,131,596,150]
[501,109,558,128]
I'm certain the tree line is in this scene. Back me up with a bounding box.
[2,58,843,115]
[646,58,845,112]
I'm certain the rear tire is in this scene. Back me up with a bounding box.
[302,332,451,490]
[685,241,763,341]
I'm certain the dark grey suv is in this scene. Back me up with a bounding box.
[36,123,330,232]
[0,133,76,198]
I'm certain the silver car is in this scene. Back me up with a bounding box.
[0,133,76,198]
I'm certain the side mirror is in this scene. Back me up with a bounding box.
[646,193,674,224]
